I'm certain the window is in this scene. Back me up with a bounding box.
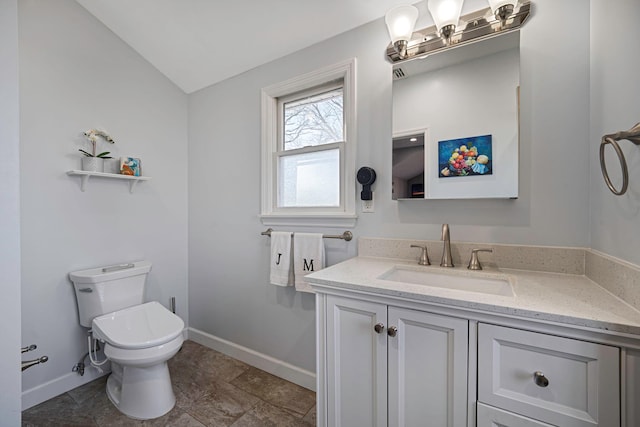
[261,59,357,227]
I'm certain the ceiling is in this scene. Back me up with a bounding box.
[75,0,417,94]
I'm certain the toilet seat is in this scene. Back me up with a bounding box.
[92,301,184,349]
[104,334,184,368]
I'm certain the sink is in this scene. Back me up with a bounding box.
[377,266,514,297]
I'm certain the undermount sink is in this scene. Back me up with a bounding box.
[377,266,515,297]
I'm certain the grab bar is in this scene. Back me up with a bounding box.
[261,228,353,241]
[102,263,135,273]
[600,122,640,195]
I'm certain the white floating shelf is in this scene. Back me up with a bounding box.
[67,170,151,193]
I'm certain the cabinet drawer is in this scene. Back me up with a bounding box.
[477,403,554,427]
[478,323,619,427]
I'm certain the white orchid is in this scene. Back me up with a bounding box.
[80,128,115,158]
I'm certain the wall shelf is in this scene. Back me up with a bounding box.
[67,170,151,193]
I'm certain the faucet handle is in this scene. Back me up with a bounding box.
[468,248,493,270]
[410,245,431,266]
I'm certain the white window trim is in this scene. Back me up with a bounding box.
[260,58,357,227]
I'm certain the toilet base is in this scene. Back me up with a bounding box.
[106,361,176,420]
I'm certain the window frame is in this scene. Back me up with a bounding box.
[261,58,357,227]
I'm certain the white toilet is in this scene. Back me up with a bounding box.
[70,261,184,420]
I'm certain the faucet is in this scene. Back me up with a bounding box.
[410,245,430,266]
[22,356,48,372]
[440,224,454,267]
[468,248,493,270]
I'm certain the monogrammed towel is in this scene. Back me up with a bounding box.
[293,233,325,293]
[270,231,292,286]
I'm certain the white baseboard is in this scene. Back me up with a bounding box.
[187,327,316,392]
[22,365,109,411]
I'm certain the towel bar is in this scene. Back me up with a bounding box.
[261,228,352,242]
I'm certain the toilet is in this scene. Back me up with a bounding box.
[69,261,184,420]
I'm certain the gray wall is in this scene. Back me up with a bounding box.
[19,0,188,405]
[589,0,640,266]
[0,0,22,423]
[188,0,591,374]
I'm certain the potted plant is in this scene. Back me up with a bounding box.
[79,128,115,172]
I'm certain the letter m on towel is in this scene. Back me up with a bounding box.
[303,258,315,272]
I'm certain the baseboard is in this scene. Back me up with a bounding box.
[187,327,316,392]
[22,365,109,411]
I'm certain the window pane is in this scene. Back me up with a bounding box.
[278,149,340,207]
[283,88,343,150]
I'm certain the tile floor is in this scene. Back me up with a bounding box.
[22,340,317,426]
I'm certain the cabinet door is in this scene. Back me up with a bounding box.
[478,323,619,427]
[477,403,555,427]
[388,307,469,427]
[326,295,387,427]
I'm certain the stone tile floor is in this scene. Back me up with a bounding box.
[22,340,316,426]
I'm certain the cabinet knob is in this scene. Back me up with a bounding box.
[387,326,398,337]
[533,371,549,387]
[374,323,385,334]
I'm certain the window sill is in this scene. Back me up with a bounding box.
[259,213,357,228]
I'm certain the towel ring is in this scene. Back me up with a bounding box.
[599,122,640,196]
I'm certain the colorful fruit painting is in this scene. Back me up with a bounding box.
[438,134,492,178]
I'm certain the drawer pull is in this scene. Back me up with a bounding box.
[533,371,549,387]
[387,326,398,337]
[374,323,385,334]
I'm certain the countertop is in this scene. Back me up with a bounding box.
[305,256,640,336]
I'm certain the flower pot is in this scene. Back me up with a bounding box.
[81,157,104,172]
[103,158,120,174]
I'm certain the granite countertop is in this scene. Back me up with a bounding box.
[305,256,640,336]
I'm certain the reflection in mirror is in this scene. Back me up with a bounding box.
[392,131,425,200]
[392,31,520,200]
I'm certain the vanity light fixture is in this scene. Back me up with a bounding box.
[427,0,465,43]
[385,4,419,59]
[385,1,531,63]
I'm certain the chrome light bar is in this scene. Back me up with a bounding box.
[386,2,531,64]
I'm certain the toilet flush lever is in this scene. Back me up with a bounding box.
[102,263,135,273]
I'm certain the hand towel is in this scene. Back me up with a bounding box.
[270,231,293,286]
[293,233,325,293]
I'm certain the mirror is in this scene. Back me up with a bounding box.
[392,31,520,200]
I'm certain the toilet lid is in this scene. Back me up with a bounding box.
[92,301,184,349]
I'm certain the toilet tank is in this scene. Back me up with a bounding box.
[69,261,152,327]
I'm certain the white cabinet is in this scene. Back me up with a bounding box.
[325,296,387,426]
[478,323,620,427]
[316,290,629,427]
[323,295,469,427]
[388,307,469,427]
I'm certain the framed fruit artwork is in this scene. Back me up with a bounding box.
[438,135,492,178]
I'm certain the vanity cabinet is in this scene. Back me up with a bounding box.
[477,323,620,427]
[323,295,469,427]
[318,293,625,427]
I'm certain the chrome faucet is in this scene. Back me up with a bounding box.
[440,224,454,267]
[22,356,48,372]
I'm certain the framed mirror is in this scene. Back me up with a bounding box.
[391,31,520,200]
